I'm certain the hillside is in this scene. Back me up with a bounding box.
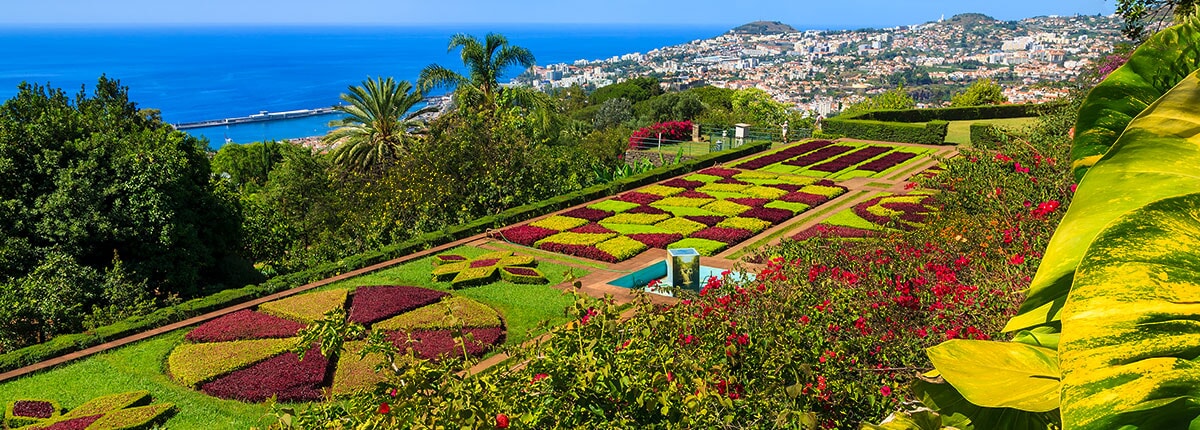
[731,21,798,35]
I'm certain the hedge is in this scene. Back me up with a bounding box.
[969,123,1005,149]
[822,119,949,145]
[0,140,770,375]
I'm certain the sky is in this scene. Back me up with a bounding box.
[3,0,1116,27]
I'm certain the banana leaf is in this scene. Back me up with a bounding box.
[1059,192,1200,429]
[1071,18,1200,181]
[1005,69,1200,333]
[926,340,1060,412]
[912,378,1059,430]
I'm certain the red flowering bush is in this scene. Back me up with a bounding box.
[628,121,693,149]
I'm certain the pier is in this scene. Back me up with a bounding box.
[172,107,340,130]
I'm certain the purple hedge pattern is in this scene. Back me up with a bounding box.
[537,242,618,262]
[781,192,829,206]
[34,415,103,430]
[200,348,329,402]
[766,183,804,192]
[388,327,506,361]
[659,178,704,189]
[714,178,750,185]
[504,267,540,277]
[626,205,668,215]
[698,167,741,177]
[676,190,714,199]
[469,259,500,268]
[781,145,855,167]
[683,216,726,227]
[690,227,755,245]
[560,207,614,222]
[348,286,449,325]
[497,225,557,246]
[570,223,617,234]
[626,233,684,249]
[727,197,770,208]
[733,140,835,170]
[809,146,892,173]
[614,192,663,205]
[13,401,55,419]
[857,151,918,172]
[792,225,880,241]
[815,179,838,187]
[185,310,305,343]
[740,207,795,224]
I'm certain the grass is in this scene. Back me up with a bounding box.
[944,117,1037,145]
[0,331,272,429]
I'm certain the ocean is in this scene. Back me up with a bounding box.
[0,24,728,147]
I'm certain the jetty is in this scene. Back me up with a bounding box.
[173,107,339,130]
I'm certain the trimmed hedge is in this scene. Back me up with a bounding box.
[256,289,349,324]
[0,140,770,375]
[969,123,1005,149]
[167,338,295,387]
[374,296,503,331]
[822,119,948,145]
[83,403,174,430]
[6,399,61,428]
[823,102,1062,145]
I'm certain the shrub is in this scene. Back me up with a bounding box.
[602,223,673,235]
[655,206,724,217]
[331,342,395,396]
[26,414,102,430]
[725,197,769,208]
[497,225,558,246]
[667,238,728,255]
[596,236,649,261]
[798,185,846,198]
[560,207,614,222]
[257,289,350,324]
[598,213,672,226]
[717,216,773,233]
[684,215,727,227]
[6,399,61,428]
[655,217,709,236]
[199,348,328,402]
[822,118,948,145]
[589,199,644,212]
[690,227,755,245]
[499,267,549,285]
[58,392,150,420]
[348,286,449,326]
[628,121,693,149]
[627,233,684,249]
[683,173,724,183]
[734,140,836,170]
[167,338,295,387]
[185,310,306,343]
[790,224,879,241]
[856,151,918,173]
[764,201,811,214]
[450,267,499,288]
[84,403,174,430]
[809,146,892,173]
[431,254,468,266]
[698,167,741,177]
[702,200,752,216]
[637,185,686,197]
[496,255,535,268]
[536,232,619,247]
[675,190,714,199]
[766,184,804,192]
[650,196,714,208]
[781,145,855,167]
[696,183,751,194]
[625,205,668,215]
[529,215,590,232]
[431,262,471,281]
[781,192,829,205]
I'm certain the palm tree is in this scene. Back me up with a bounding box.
[322,77,433,173]
[417,33,537,110]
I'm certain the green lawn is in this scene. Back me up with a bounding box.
[0,246,584,429]
[944,117,1038,145]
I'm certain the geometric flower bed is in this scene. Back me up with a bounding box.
[736,139,932,180]
[430,251,547,288]
[792,192,938,241]
[167,285,506,402]
[497,166,848,261]
[7,391,174,430]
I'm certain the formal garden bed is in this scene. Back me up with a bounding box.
[732,139,934,180]
[791,191,939,241]
[4,391,173,430]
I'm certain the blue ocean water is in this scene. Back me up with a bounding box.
[0,25,727,147]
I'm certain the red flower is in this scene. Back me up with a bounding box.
[378,402,390,414]
[1009,254,1025,265]
[880,385,892,397]
[531,373,548,384]
[496,413,510,428]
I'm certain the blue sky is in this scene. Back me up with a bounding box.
[4,0,1115,27]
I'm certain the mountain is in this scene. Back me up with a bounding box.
[945,13,998,25]
[731,21,798,35]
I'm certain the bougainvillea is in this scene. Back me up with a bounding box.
[348,286,449,325]
[185,310,306,343]
[200,348,328,403]
[628,120,693,149]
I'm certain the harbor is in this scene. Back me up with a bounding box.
[173,107,339,130]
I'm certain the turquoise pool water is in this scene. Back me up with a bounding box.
[608,260,755,294]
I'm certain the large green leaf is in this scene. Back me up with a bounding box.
[912,379,1059,430]
[1059,192,1200,429]
[926,340,1060,412]
[1071,18,1200,180]
[1005,69,1200,333]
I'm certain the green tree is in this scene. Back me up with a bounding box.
[593,97,634,130]
[1117,0,1199,40]
[840,84,916,116]
[950,79,1008,107]
[731,88,790,126]
[418,33,537,111]
[589,76,663,105]
[323,77,432,173]
[211,140,308,188]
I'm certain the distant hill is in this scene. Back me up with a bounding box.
[945,13,998,25]
[731,21,798,35]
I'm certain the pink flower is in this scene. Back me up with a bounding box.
[1009,254,1025,265]
[531,373,549,384]
[880,385,892,397]
[496,413,510,428]
[378,402,390,414]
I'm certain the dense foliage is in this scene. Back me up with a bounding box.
[950,79,1007,107]
[0,77,245,351]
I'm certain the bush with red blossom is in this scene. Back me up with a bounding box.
[628,121,693,149]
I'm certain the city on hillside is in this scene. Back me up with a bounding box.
[517,13,1124,115]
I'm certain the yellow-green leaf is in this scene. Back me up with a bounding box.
[926,339,1060,412]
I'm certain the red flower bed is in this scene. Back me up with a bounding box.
[714,178,750,185]
[570,223,617,234]
[626,205,668,215]
[36,415,102,430]
[857,151,918,172]
[659,178,704,189]
[698,167,741,177]
[766,184,803,192]
[727,198,769,208]
[781,192,829,205]
[781,145,855,167]
[349,286,449,325]
[676,190,714,199]
[388,327,506,361]
[684,216,726,227]
[628,121,692,149]
[504,267,541,277]
[185,310,305,343]
[815,179,837,187]
[880,202,930,214]
[733,140,836,170]
[791,224,879,241]
[851,197,914,230]
[13,400,55,418]
[690,227,755,244]
[537,242,618,263]
[614,192,663,205]
[627,233,684,249]
[498,225,558,246]
[809,146,892,173]
[740,207,795,224]
[200,348,329,402]
[470,259,500,268]
[561,207,613,222]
